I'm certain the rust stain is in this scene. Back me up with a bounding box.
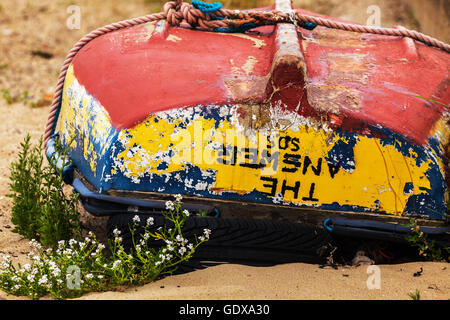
[224,75,268,103]
[325,53,374,85]
[229,56,259,76]
[234,103,272,134]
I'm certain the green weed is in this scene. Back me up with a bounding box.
[1,89,31,105]
[2,135,210,299]
[0,197,210,300]
[403,217,449,261]
[408,289,421,300]
[7,135,81,248]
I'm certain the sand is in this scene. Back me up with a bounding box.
[0,0,449,301]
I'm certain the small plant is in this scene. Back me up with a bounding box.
[408,289,421,300]
[108,198,211,285]
[403,218,449,261]
[0,196,210,300]
[8,134,81,248]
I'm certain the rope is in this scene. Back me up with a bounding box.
[43,0,450,146]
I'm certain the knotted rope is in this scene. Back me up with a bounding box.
[43,0,450,145]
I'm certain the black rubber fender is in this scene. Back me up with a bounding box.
[107,213,332,266]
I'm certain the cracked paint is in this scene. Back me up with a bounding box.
[166,34,182,42]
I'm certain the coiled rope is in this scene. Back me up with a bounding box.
[43,0,450,145]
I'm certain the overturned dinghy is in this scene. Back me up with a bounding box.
[47,0,450,262]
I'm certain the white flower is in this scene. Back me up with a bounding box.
[174,194,183,202]
[112,260,121,269]
[29,239,42,250]
[178,247,187,256]
[203,229,211,238]
[187,243,193,251]
[97,275,104,279]
[132,215,141,223]
[175,235,187,245]
[58,240,66,248]
[146,217,154,226]
[27,274,35,282]
[52,268,61,277]
[165,201,175,211]
[199,236,205,242]
[85,273,94,279]
[183,209,190,217]
[115,237,122,243]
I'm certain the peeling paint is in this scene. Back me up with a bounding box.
[308,27,366,48]
[166,34,182,42]
[102,103,437,216]
[144,21,158,41]
[58,64,117,179]
[241,56,258,76]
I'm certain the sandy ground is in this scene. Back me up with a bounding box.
[0,0,449,301]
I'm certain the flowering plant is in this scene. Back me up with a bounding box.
[0,195,211,299]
